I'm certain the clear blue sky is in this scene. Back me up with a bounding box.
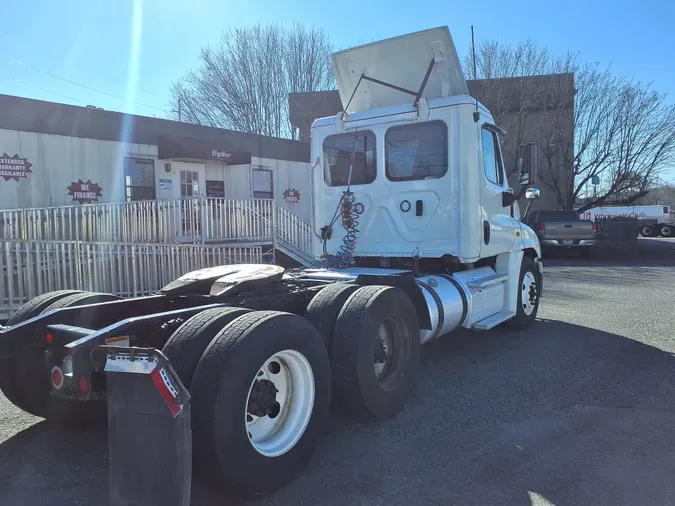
[2,0,674,177]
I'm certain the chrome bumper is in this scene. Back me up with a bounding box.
[541,239,596,247]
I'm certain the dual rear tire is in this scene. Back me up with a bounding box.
[165,284,420,495]
[0,290,119,424]
[162,308,331,496]
[306,284,421,421]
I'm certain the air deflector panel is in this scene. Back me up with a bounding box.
[331,26,468,113]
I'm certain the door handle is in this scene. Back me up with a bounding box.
[483,220,491,244]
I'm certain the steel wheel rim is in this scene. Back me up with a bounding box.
[521,271,537,316]
[374,321,394,382]
[245,349,315,457]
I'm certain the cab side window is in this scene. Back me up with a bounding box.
[323,131,376,187]
[481,128,505,186]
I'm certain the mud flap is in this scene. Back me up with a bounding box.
[97,346,192,506]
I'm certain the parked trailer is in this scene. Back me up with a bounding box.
[0,26,544,496]
[580,205,674,238]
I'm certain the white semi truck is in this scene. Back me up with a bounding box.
[0,27,543,496]
[580,205,673,237]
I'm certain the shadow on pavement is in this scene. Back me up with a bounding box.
[2,319,675,505]
[542,237,675,267]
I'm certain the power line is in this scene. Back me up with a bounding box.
[0,75,89,105]
[81,65,159,96]
[8,57,166,113]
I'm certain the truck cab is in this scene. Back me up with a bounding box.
[310,27,541,269]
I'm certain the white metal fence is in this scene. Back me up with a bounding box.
[0,239,266,318]
[0,198,310,252]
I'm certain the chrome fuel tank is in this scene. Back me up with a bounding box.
[415,274,467,344]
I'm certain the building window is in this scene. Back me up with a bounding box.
[180,170,200,197]
[323,131,376,187]
[385,121,448,181]
[481,128,505,186]
[124,157,156,201]
[252,168,273,199]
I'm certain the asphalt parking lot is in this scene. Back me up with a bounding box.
[2,245,675,505]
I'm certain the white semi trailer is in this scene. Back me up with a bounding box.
[580,205,673,237]
[0,27,543,496]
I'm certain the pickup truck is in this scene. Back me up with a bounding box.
[525,210,596,256]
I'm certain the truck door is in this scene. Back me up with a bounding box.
[479,124,519,257]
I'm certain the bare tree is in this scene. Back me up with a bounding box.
[467,40,675,212]
[543,66,675,212]
[169,23,335,139]
[633,183,675,206]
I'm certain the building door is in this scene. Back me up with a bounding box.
[179,169,202,239]
[180,170,201,197]
[249,168,274,237]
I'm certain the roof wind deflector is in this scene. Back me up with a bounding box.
[332,26,468,114]
[342,59,436,119]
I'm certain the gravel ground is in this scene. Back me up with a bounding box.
[2,251,675,506]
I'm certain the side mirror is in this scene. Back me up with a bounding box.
[517,143,538,186]
[525,187,541,199]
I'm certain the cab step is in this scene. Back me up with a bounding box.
[468,274,509,289]
[474,310,516,330]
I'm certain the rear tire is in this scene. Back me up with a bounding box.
[304,283,359,348]
[640,225,655,237]
[161,306,251,388]
[0,291,118,424]
[6,290,85,327]
[331,285,420,421]
[190,311,330,495]
[1,290,84,408]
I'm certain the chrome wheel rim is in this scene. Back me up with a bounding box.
[521,271,538,316]
[245,349,315,457]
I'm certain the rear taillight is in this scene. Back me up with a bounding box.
[539,223,545,233]
[592,222,597,231]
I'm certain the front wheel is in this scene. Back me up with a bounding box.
[661,224,673,238]
[504,257,540,330]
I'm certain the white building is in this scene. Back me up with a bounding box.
[0,94,312,223]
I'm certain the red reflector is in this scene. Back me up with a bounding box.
[79,376,88,394]
[539,223,545,232]
[51,367,63,389]
[46,333,53,344]
[592,222,597,231]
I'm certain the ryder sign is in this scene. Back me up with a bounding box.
[0,153,33,182]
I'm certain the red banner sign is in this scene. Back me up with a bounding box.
[0,153,33,182]
[283,188,300,204]
[67,179,103,204]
